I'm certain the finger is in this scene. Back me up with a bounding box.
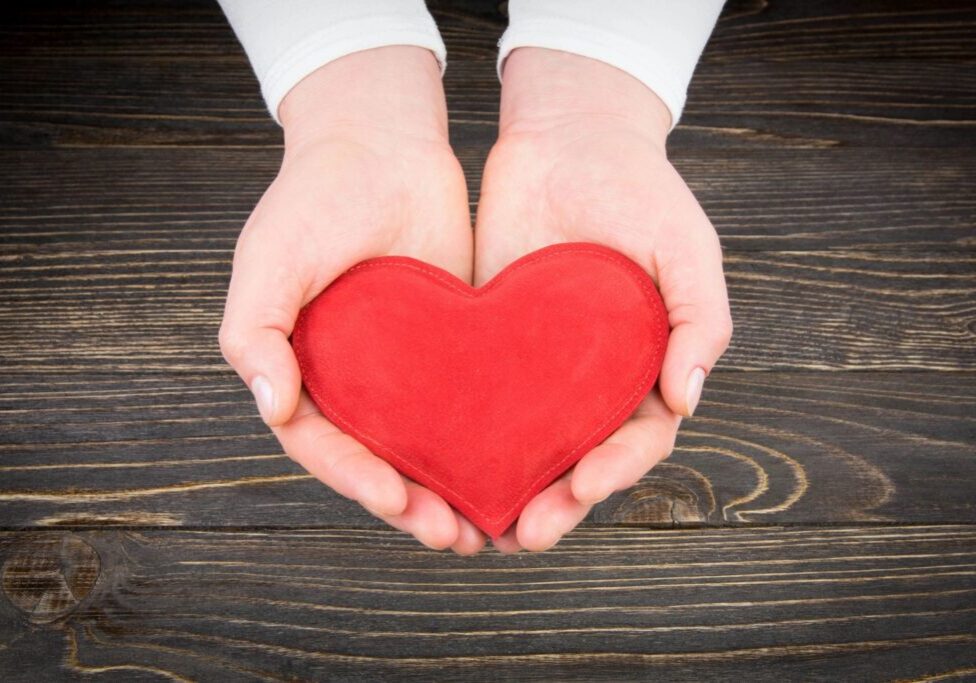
[516,470,592,552]
[451,512,488,556]
[277,392,460,552]
[654,203,733,417]
[570,390,681,505]
[272,392,409,517]
[491,525,523,554]
[367,476,460,551]
[219,235,309,427]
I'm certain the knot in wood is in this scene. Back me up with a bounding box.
[2,533,100,624]
[612,479,706,525]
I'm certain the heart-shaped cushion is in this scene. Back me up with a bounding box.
[290,242,670,539]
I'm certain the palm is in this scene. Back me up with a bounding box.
[248,135,471,288]
[475,124,704,286]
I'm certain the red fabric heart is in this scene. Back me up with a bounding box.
[290,242,670,540]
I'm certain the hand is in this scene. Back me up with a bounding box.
[219,46,487,555]
[475,48,733,553]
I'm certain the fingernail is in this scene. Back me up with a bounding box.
[686,367,706,416]
[251,374,275,423]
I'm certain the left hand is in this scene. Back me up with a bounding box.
[474,48,733,553]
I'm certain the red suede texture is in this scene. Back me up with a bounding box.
[290,242,671,540]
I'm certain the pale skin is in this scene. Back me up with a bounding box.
[219,45,732,556]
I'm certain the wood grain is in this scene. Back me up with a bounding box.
[1,151,973,374]
[2,147,973,252]
[0,372,971,529]
[0,1,974,149]
[1,526,974,681]
[1,0,974,677]
[1,242,971,373]
[704,0,976,63]
[676,60,976,149]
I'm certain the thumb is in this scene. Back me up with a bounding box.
[219,240,308,427]
[655,213,733,418]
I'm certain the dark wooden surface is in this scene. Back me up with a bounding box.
[2,526,975,681]
[0,0,974,680]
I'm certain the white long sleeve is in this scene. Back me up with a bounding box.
[217,0,446,125]
[497,0,724,128]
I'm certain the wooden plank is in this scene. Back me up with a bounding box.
[705,0,976,63]
[725,249,975,370]
[1,240,971,372]
[0,372,972,528]
[676,60,976,149]
[2,147,973,251]
[1,526,974,680]
[1,1,972,678]
[0,1,973,149]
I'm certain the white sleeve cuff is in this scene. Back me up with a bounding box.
[497,0,724,130]
[218,0,447,125]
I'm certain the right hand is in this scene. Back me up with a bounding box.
[218,46,486,554]
[473,48,733,553]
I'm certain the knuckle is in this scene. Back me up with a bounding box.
[316,434,364,482]
[663,429,679,459]
[650,423,678,465]
[628,422,663,468]
[639,416,679,466]
[295,428,362,492]
[217,324,249,366]
[715,313,734,346]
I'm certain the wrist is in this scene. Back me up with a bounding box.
[498,47,671,149]
[279,45,450,151]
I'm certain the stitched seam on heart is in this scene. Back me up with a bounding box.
[297,341,663,533]
[293,248,667,530]
[292,244,668,531]
[340,243,655,300]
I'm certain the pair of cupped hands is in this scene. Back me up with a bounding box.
[219,46,733,555]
